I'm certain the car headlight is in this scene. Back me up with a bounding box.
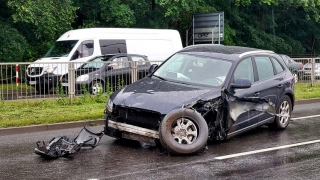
[76,74,89,82]
[106,98,113,113]
[44,65,57,74]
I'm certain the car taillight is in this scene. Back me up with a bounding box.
[301,64,304,69]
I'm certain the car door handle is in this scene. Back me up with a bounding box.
[277,84,283,88]
[253,92,260,96]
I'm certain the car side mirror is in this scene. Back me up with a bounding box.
[148,64,158,74]
[230,78,252,89]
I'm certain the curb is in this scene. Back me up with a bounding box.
[295,98,320,105]
[1,98,320,136]
[0,119,104,136]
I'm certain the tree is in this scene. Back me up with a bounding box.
[0,22,27,62]
[7,0,78,42]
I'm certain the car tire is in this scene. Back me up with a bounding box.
[90,80,104,95]
[268,95,292,130]
[159,108,208,155]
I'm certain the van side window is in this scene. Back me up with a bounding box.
[99,40,127,55]
[71,40,94,60]
[131,56,146,65]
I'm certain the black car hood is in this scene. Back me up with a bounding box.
[111,77,222,114]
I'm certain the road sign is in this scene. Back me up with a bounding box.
[193,12,224,44]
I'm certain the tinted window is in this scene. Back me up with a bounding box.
[255,57,274,81]
[99,40,127,54]
[271,57,284,74]
[233,58,254,83]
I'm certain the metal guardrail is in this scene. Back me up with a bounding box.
[0,61,163,101]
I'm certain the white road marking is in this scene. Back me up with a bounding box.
[291,114,320,120]
[214,139,320,160]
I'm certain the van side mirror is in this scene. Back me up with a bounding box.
[148,64,158,74]
[230,78,252,89]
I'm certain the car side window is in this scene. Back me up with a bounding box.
[255,56,275,81]
[131,56,146,65]
[233,58,254,83]
[271,57,284,74]
[82,57,104,69]
[109,57,129,69]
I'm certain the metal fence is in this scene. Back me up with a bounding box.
[1,58,319,101]
[0,61,162,101]
[291,58,319,85]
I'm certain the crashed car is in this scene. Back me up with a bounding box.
[104,44,295,155]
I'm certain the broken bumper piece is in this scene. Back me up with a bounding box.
[34,126,103,158]
[106,120,159,146]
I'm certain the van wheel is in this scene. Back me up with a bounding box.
[90,81,104,95]
[159,108,208,155]
[268,95,292,130]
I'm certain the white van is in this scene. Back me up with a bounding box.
[26,28,183,93]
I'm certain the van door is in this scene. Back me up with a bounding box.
[65,40,95,74]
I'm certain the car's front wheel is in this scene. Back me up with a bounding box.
[159,108,208,155]
[269,95,292,130]
[90,80,104,95]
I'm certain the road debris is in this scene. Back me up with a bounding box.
[34,126,103,158]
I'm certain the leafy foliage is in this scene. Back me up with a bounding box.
[2,0,320,62]
[0,22,27,62]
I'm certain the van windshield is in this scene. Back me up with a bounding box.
[44,40,78,58]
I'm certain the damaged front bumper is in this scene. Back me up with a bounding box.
[105,119,159,146]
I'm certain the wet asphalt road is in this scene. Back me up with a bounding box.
[1,102,320,179]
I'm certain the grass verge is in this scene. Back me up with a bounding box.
[295,83,320,100]
[0,94,108,128]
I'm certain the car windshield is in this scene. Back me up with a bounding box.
[153,53,232,87]
[80,55,114,69]
[43,40,78,58]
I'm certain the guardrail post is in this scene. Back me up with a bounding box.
[311,58,315,87]
[68,62,75,103]
[131,61,138,83]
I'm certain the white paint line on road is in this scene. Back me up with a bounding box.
[214,139,320,160]
[291,114,320,120]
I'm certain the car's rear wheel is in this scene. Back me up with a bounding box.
[269,95,292,130]
[90,80,104,95]
[159,108,208,155]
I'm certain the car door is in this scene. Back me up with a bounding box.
[228,57,261,134]
[106,56,130,91]
[253,56,285,124]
